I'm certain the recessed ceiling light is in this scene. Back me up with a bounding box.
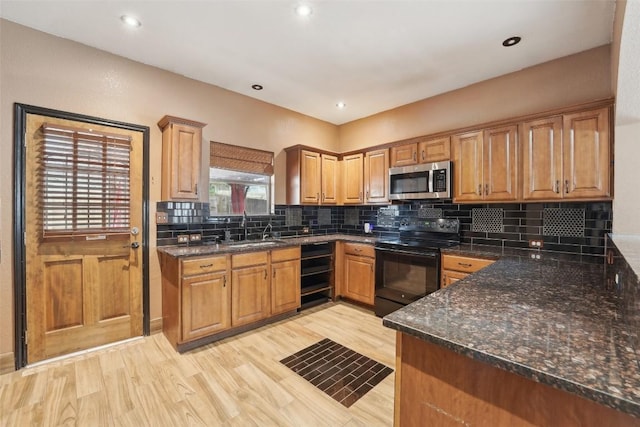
[251,84,264,90]
[295,4,313,17]
[336,102,346,109]
[120,15,141,28]
[502,36,521,47]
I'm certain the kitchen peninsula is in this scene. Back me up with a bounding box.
[383,243,640,426]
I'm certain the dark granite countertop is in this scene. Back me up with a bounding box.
[157,233,377,258]
[383,255,640,417]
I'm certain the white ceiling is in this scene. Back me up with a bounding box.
[0,0,616,125]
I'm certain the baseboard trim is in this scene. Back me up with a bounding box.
[150,317,163,335]
[0,351,14,375]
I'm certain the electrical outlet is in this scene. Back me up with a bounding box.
[528,239,544,248]
[156,212,168,224]
[177,234,189,244]
[189,233,201,242]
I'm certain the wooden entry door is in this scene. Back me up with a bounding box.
[24,113,144,363]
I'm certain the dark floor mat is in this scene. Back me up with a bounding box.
[280,338,393,408]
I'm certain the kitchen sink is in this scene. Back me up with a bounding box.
[223,240,281,249]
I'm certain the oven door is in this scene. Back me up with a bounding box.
[374,247,440,317]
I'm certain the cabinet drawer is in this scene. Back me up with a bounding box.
[442,255,494,274]
[181,255,227,276]
[343,242,375,258]
[271,246,301,262]
[232,251,269,268]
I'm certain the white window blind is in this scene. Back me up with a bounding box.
[40,123,132,239]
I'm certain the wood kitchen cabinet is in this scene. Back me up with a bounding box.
[341,242,375,305]
[364,149,389,204]
[440,254,495,288]
[390,136,451,167]
[286,146,338,205]
[522,107,611,201]
[452,125,518,202]
[231,251,270,327]
[342,153,364,204]
[158,115,207,201]
[270,247,301,316]
[161,254,230,348]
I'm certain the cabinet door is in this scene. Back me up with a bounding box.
[452,131,483,202]
[418,137,450,163]
[441,270,467,289]
[522,116,563,200]
[321,154,338,204]
[182,271,230,341]
[563,108,611,199]
[390,143,418,167]
[232,265,270,327]
[483,125,518,202]
[364,149,389,204]
[301,150,321,204]
[163,123,202,200]
[343,254,375,305]
[342,153,364,204]
[271,259,301,315]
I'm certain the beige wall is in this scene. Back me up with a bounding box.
[338,45,612,152]
[0,20,338,356]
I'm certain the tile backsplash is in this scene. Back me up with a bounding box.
[156,200,612,257]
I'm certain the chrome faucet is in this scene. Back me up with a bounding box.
[240,210,248,241]
[262,221,273,241]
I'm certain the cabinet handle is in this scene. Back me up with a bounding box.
[195,183,198,195]
[317,192,320,201]
[484,184,489,196]
[478,184,482,196]
[555,180,560,193]
[359,191,363,201]
[413,151,417,161]
[422,150,425,161]
[458,262,472,267]
[223,275,226,287]
[366,190,369,199]
[564,180,569,194]
[264,269,268,280]
[273,269,276,278]
[200,263,213,268]
[322,192,325,201]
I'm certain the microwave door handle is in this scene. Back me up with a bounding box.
[428,169,433,193]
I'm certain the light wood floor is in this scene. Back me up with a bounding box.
[0,302,396,426]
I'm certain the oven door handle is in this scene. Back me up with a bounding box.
[375,247,439,257]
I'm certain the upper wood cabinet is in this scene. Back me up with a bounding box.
[321,154,339,204]
[158,115,207,201]
[390,137,451,167]
[562,108,611,199]
[521,116,563,200]
[342,153,364,204]
[364,149,389,204]
[286,147,338,205]
[452,126,518,202]
[522,107,611,201]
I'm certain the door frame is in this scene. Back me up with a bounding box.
[13,103,151,369]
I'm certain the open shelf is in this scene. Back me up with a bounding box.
[299,242,334,311]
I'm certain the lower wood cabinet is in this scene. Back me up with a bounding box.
[271,247,301,315]
[441,254,495,288]
[231,251,270,327]
[160,246,301,352]
[341,242,375,305]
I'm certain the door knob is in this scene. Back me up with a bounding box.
[131,242,140,249]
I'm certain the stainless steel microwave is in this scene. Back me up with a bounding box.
[389,161,452,200]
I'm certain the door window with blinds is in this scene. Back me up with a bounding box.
[39,123,131,240]
[209,141,274,216]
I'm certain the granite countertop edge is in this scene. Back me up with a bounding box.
[382,313,640,418]
[156,233,377,257]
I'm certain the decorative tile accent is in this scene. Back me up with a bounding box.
[280,338,393,408]
[285,208,302,226]
[472,208,504,233]
[377,206,398,228]
[317,208,332,226]
[344,209,359,226]
[418,206,443,219]
[543,208,585,237]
